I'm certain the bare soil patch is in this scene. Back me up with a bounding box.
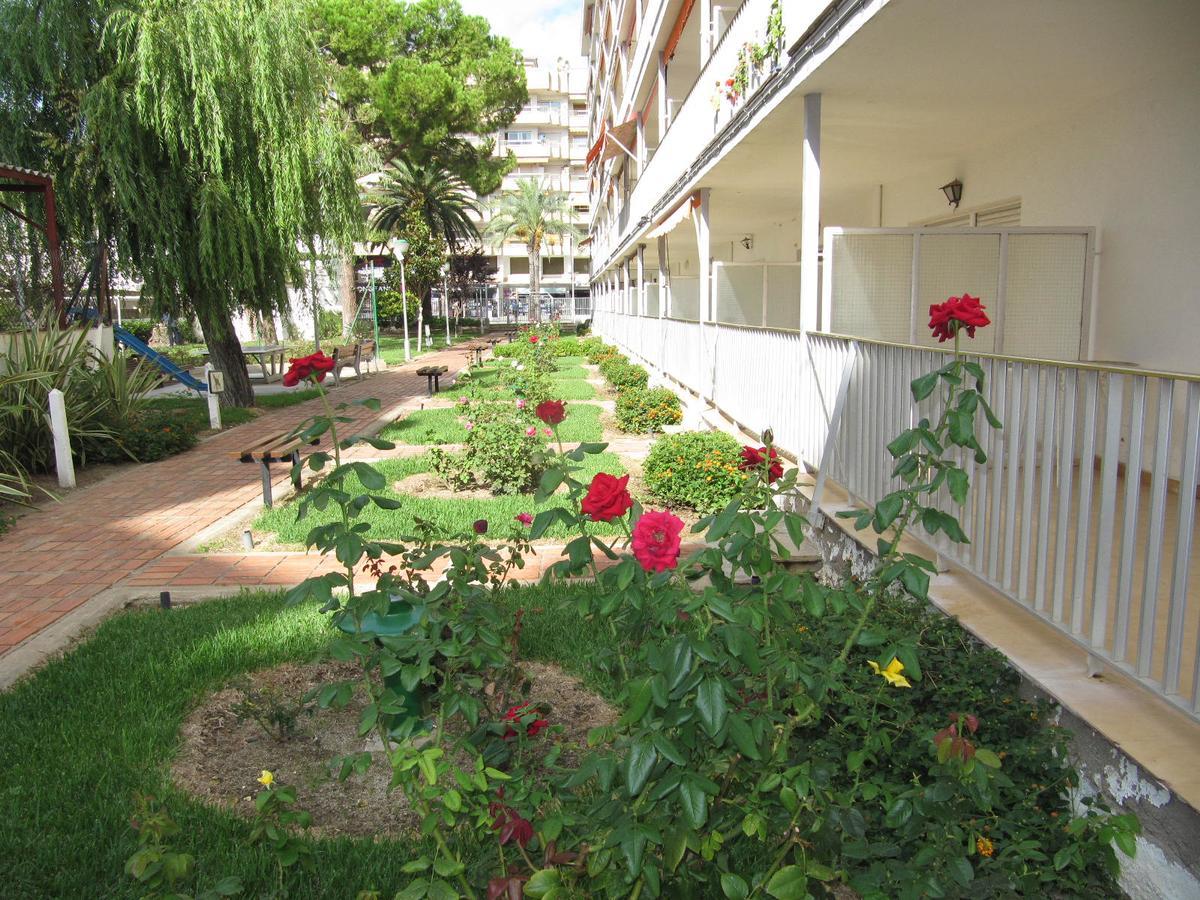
[393,472,495,500]
[171,658,616,840]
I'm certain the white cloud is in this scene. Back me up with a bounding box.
[458,0,585,64]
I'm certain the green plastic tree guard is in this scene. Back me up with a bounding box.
[336,599,427,735]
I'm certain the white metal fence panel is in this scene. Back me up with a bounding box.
[592,309,1200,720]
[822,227,1094,360]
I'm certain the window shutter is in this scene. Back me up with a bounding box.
[976,201,1022,227]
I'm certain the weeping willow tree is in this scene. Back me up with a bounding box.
[0,0,359,406]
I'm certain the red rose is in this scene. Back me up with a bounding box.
[529,335,539,344]
[535,400,566,425]
[308,352,335,377]
[473,519,489,535]
[282,352,336,386]
[580,473,633,522]
[503,703,549,740]
[282,356,312,387]
[928,293,990,343]
[632,509,685,573]
[739,446,783,483]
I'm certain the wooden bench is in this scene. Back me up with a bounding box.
[462,342,486,367]
[416,365,449,397]
[358,339,378,376]
[330,343,360,387]
[230,430,321,508]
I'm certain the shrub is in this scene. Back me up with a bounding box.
[550,335,581,357]
[579,336,604,357]
[599,357,649,391]
[317,308,343,340]
[123,318,156,343]
[644,430,745,513]
[432,406,544,495]
[615,385,682,433]
[89,407,198,463]
[0,327,160,498]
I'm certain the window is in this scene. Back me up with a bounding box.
[922,199,1022,228]
[505,130,534,144]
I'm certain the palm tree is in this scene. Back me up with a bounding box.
[369,159,481,253]
[485,179,579,322]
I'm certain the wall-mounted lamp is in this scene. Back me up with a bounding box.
[740,235,754,250]
[940,179,963,209]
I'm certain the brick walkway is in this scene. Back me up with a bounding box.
[0,347,471,657]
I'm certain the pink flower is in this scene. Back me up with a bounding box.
[516,398,526,409]
[543,428,553,437]
[529,335,539,344]
[465,422,474,431]
[632,510,685,573]
[515,512,533,526]
[525,426,537,437]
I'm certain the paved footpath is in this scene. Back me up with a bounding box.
[0,346,475,664]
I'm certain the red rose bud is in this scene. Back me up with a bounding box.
[535,399,566,425]
[515,512,534,526]
[473,519,488,535]
[581,472,634,522]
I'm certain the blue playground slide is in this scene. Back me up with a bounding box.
[113,324,208,392]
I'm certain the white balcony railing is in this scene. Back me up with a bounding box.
[592,308,1200,722]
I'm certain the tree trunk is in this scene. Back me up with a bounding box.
[529,241,541,324]
[196,301,255,407]
[339,252,357,338]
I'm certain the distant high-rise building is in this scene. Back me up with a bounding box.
[475,56,592,323]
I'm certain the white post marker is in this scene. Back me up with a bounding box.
[205,364,224,430]
[47,388,76,488]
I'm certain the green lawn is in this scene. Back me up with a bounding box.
[146,389,320,432]
[449,366,596,401]
[379,401,604,446]
[0,586,617,899]
[254,450,629,543]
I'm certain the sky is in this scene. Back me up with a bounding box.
[458,0,585,64]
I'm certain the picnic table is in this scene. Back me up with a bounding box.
[243,344,287,382]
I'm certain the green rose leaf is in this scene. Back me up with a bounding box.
[720,873,750,899]
[766,865,808,900]
[695,678,728,737]
[625,737,657,797]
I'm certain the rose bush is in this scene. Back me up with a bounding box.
[644,430,745,514]
[273,318,1138,898]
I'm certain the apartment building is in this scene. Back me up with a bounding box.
[583,2,1200,892]
[475,56,592,322]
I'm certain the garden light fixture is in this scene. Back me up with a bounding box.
[940,179,963,208]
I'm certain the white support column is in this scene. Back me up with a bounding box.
[636,114,646,177]
[800,92,822,333]
[695,189,712,323]
[636,244,646,316]
[657,52,668,134]
[622,261,631,315]
[657,235,669,318]
[699,0,712,64]
[694,187,712,402]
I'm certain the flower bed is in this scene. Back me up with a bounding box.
[187,307,1141,897]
